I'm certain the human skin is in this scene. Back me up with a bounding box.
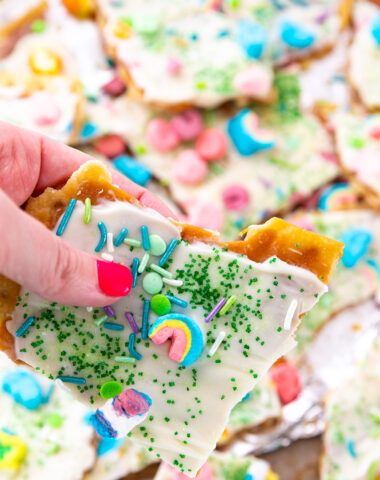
[0,121,175,307]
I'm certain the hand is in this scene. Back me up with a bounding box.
[0,121,175,307]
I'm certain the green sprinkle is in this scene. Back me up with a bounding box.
[143,272,163,295]
[149,234,167,256]
[138,252,150,273]
[115,356,136,364]
[150,264,173,279]
[47,413,64,428]
[95,315,108,326]
[100,381,123,399]
[84,197,91,224]
[124,238,142,247]
[219,295,236,315]
[151,294,171,316]
[31,19,46,33]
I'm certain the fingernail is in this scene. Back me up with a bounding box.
[97,260,133,297]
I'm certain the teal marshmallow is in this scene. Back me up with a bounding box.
[113,155,151,187]
[280,20,315,49]
[2,371,43,410]
[371,13,380,46]
[236,20,267,59]
[340,228,373,268]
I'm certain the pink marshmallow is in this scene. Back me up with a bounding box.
[172,150,207,184]
[234,66,272,98]
[171,109,203,141]
[222,185,250,211]
[31,91,61,126]
[195,128,227,161]
[187,202,223,232]
[150,326,187,364]
[146,118,180,152]
[166,56,182,75]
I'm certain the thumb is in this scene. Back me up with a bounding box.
[0,190,133,307]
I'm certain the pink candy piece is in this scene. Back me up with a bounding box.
[94,134,126,159]
[369,125,380,140]
[166,56,182,75]
[270,362,301,405]
[187,202,223,232]
[171,109,203,141]
[112,389,151,418]
[146,118,180,152]
[172,150,207,184]
[150,326,187,364]
[31,92,61,126]
[195,128,227,161]
[222,185,250,211]
[170,461,213,480]
[234,66,272,98]
[102,75,126,96]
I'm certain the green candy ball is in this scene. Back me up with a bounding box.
[149,234,167,256]
[100,381,123,400]
[151,294,171,316]
[143,272,163,295]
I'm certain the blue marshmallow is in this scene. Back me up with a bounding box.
[280,20,315,49]
[97,438,124,457]
[2,371,43,410]
[113,155,151,187]
[236,20,268,59]
[340,228,373,268]
[227,109,275,156]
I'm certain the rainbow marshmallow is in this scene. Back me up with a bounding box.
[227,109,275,156]
[149,313,204,367]
[0,431,27,470]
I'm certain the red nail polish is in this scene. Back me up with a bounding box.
[97,261,133,297]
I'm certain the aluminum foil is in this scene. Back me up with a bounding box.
[227,300,380,457]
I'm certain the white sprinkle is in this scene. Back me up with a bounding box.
[208,331,226,357]
[107,232,115,253]
[101,252,114,262]
[163,277,183,287]
[86,307,93,312]
[284,299,298,331]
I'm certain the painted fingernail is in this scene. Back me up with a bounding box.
[97,260,133,297]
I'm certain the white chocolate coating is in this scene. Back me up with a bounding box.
[349,0,380,110]
[9,199,326,476]
[321,341,380,480]
[0,354,95,480]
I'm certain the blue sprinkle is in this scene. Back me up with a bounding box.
[90,410,117,438]
[346,439,357,458]
[166,294,188,308]
[159,239,178,267]
[242,392,251,402]
[114,228,128,247]
[95,221,107,252]
[56,199,77,236]
[80,121,98,140]
[236,20,267,59]
[190,33,198,41]
[132,257,139,288]
[15,316,34,337]
[217,29,230,38]
[56,376,86,385]
[98,437,124,457]
[279,20,315,49]
[340,228,373,268]
[42,384,55,403]
[113,155,151,187]
[371,13,380,46]
[104,322,124,331]
[128,333,142,360]
[142,299,150,340]
[141,226,150,251]
[2,371,43,410]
